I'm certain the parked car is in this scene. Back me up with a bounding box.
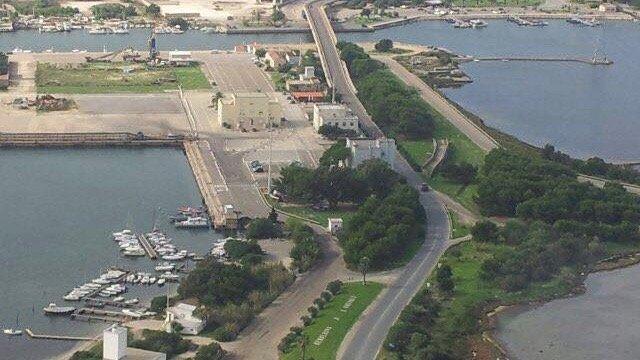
[250,160,264,173]
[420,182,430,192]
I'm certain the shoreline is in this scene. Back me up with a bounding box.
[481,251,640,360]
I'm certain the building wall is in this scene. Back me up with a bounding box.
[347,138,397,170]
[313,104,359,132]
[218,93,283,129]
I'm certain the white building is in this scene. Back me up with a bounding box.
[217,92,283,130]
[167,303,205,335]
[598,3,617,12]
[168,51,195,66]
[313,103,359,132]
[346,137,397,170]
[301,66,315,80]
[328,218,343,234]
[103,325,166,360]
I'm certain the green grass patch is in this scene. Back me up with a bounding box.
[271,72,287,92]
[36,62,210,94]
[398,139,434,168]
[429,175,480,213]
[450,210,470,239]
[282,282,384,360]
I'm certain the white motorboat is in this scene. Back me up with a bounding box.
[43,303,76,315]
[157,278,166,286]
[175,217,209,228]
[3,329,22,336]
[154,262,175,271]
[113,296,125,302]
[124,298,139,305]
[63,294,81,301]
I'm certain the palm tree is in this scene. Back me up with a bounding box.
[359,256,370,285]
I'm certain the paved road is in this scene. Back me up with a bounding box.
[374,55,499,152]
[338,151,451,360]
[194,52,274,93]
[225,227,351,359]
[304,4,453,358]
[305,1,384,139]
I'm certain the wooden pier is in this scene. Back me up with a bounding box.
[25,328,96,341]
[71,308,129,323]
[138,234,158,259]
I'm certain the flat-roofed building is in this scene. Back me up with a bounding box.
[103,325,166,360]
[166,303,205,335]
[218,92,283,130]
[313,103,359,132]
[346,137,397,170]
[168,51,195,66]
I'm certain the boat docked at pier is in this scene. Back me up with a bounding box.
[175,216,209,228]
[43,303,76,315]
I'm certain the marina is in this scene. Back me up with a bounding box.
[0,148,221,359]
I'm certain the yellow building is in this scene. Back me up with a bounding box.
[217,92,283,130]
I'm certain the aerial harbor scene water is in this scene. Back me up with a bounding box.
[1,0,640,359]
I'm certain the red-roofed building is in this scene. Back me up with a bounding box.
[291,91,326,102]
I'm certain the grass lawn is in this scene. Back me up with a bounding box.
[449,210,471,239]
[398,139,434,169]
[36,62,210,93]
[429,175,480,213]
[282,282,384,360]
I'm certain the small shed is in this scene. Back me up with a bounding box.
[328,218,343,235]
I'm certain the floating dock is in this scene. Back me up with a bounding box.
[71,308,129,323]
[137,234,158,259]
[25,328,96,341]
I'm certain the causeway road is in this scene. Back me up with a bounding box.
[374,55,500,152]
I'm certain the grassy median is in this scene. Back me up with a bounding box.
[36,62,210,94]
[282,282,384,360]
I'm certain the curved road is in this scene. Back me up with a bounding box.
[304,3,452,358]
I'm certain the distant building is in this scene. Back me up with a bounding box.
[313,103,359,132]
[291,91,326,103]
[103,325,166,360]
[285,51,301,65]
[264,50,286,69]
[328,218,343,234]
[168,51,195,66]
[300,66,315,80]
[285,78,325,92]
[598,2,617,12]
[217,92,283,129]
[346,138,397,170]
[166,303,205,335]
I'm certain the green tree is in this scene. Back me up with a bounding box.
[359,256,370,285]
[374,39,394,52]
[471,221,498,243]
[146,3,161,15]
[436,264,454,294]
[246,218,282,239]
[319,140,351,166]
[194,342,227,360]
[255,48,267,58]
[168,17,189,30]
[361,8,371,17]
[150,295,168,313]
[271,6,285,23]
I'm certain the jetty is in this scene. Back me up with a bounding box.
[71,308,129,323]
[137,234,158,259]
[183,141,227,229]
[0,132,192,147]
[472,56,613,65]
[25,328,96,341]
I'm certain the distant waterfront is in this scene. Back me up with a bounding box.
[0,148,220,360]
[3,21,640,161]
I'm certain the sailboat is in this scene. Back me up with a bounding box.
[3,312,22,336]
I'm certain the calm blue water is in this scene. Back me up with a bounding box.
[343,20,640,162]
[0,148,220,359]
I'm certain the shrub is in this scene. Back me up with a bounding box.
[246,218,282,239]
[326,280,343,295]
[301,315,312,326]
[129,330,191,356]
[313,298,326,309]
[308,306,319,318]
[374,39,394,52]
[212,325,237,342]
[321,291,332,302]
[150,295,167,313]
[194,342,227,360]
[471,221,498,243]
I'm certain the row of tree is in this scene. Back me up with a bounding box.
[286,219,321,272]
[337,42,435,140]
[90,3,137,20]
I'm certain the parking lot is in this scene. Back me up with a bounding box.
[194,52,274,93]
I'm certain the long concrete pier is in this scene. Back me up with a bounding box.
[0,132,188,147]
[25,328,96,341]
[473,56,613,65]
[183,141,227,229]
